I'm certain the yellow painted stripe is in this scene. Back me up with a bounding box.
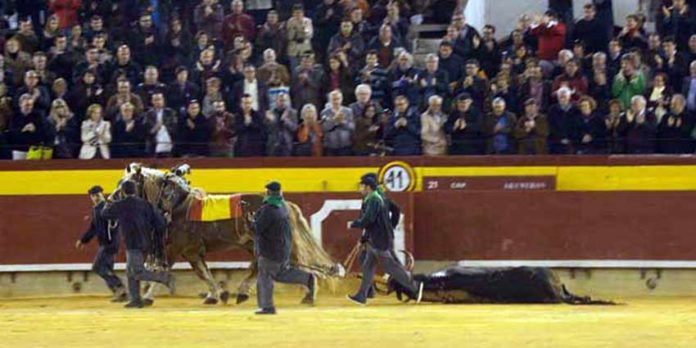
[420,166,558,177]
[0,167,378,195]
[423,165,696,191]
[2,165,696,195]
[0,170,125,195]
[557,166,696,191]
[185,168,375,193]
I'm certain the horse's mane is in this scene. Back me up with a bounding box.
[125,166,167,205]
[123,164,206,204]
[124,163,167,178]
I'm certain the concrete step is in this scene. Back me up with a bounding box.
[413,38,442,54]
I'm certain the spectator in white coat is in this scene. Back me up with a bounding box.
[79,104,111,159]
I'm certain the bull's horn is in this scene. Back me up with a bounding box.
[373,275,391,295]
[334,263,346,278]
[401,250,415,272]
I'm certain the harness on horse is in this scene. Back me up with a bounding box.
[155,173,256,246]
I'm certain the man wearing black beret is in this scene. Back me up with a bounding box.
[253,181,317,315]
[348,174,423,305]
[76,185,127,302]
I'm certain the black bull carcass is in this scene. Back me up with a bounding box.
[387,266,615,305]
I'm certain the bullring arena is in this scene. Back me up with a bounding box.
[2,293,696,347]
[3,0,696,346]
[3,157,696,347]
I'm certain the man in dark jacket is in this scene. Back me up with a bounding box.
[387,95,421,156]
[357,173,401,244]
[364,173,401,229]
[438,41,464,87]
[450,14,480,60]
[235,95,267,157]
[111,102,147,158]
[572,3,610,54]
[265,92,298,157]
[456,59,487,111]
[347,174,423,305]
[663,0,696,51]
[167,67,201,114]
[75,185,126,302]
[446,93,484,155]
[101,180,174,308]
[358,172,401,299]
[548,88,582,154]
[9,94,48,159]
[253,181,317,315]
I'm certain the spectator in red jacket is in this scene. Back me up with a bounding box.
[552,58,589,102]
[222,0,257,51]
[530,10,567,62]
[48,0,82,30]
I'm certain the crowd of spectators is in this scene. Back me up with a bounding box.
[1,0,696,159]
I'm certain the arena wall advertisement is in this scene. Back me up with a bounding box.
[3,156,696,271]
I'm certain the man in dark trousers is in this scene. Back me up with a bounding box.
[348,174,423,305]
[359,172,401,299]
[253,181,317,315]
[101,180,174,308]
[75,185,127,302]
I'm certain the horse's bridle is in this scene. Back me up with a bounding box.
[129,173,173,222]
[153,177,167,212]
[156,175,193,217]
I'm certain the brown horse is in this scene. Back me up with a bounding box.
[116,164,341,305]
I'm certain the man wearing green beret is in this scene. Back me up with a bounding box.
[253,181,317,315]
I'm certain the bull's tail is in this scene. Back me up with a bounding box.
[560,284,617,305]
[285,201,341,285]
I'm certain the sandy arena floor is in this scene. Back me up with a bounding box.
[0,294,694,348]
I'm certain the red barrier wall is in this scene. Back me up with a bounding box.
[413,191,696,260]
[0,193,414,265]
[3,156,696,265]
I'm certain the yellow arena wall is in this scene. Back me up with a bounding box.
[3,163,696,195]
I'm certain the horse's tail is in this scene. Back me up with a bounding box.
[559,284,617,305]
[285,201,339,278]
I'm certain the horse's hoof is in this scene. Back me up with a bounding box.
[220,290,230,305]
[236,293,249,304]
[395,291,404,302]
[300,294,314,306]
[143,299,154,307]
[203,297,219,305]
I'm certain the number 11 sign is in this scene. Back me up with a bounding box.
[378,161,417,192]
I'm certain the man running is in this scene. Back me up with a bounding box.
[101,180,175,308]
[348,174,423,305]
[76,185,127,302]
[253,181,317,315]
[359,172,401,299]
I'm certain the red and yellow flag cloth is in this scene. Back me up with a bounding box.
[188,194,243,222]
